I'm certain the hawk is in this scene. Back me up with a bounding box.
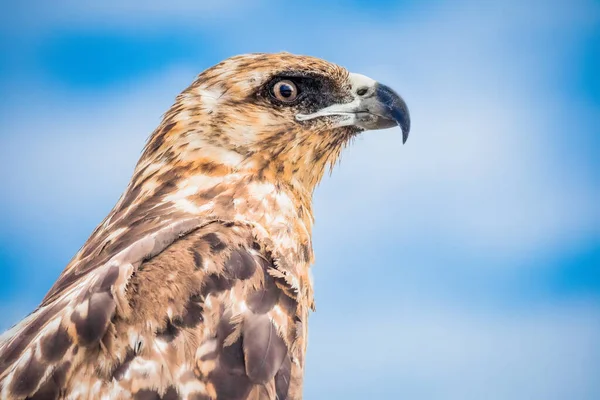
[0,52,410,400]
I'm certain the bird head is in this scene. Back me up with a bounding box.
[140,52,410,193]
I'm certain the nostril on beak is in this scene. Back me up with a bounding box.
[356,87,369,97]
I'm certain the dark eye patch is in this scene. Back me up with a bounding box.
[256,71,344,114]
[267,76,321,104]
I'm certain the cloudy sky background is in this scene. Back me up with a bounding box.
[1,0,599,399]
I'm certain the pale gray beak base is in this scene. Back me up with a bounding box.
[296,73,411,143]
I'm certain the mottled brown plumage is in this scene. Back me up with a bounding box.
[0,52,409,399]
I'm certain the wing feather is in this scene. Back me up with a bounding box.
[112,223,302,399]
[0,218,213,399]
[1,219,302,400]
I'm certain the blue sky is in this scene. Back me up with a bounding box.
[1,0,599,399]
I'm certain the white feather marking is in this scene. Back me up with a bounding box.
[272,305,283,317]
[197,86,224,113]
[180,380,208,397]
[127,329,142,352]
[177,110,192,121]
[165,175,224,203]
[247,182,275,199]
[90,380,103,397]
[187,174,225,188]
[195,339,218,360]
[128,357,160,378]
[172,199,215,214]
[274,192,294,210]
[164,185,199,201]
[154,339,169,353]
[105,227,127,243]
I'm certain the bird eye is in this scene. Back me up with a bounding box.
[272,80,298,102]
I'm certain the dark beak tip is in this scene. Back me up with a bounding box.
[401,119,411,144]
[375,83,411,145]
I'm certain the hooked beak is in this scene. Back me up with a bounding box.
[296,73,411,144]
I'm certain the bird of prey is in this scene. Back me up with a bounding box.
[0,52,410,400]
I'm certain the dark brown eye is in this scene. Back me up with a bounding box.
[272,80,298,102]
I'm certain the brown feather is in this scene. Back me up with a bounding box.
[0,52,363,400]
